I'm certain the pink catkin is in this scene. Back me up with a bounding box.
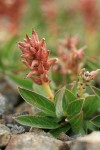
[18,30,57,85]
[0,0,26,35]
[80,0,99,31]
[58,35,86,75]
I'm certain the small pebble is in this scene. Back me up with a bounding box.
[71,133,82,139]
[0,124,11,147]
[0,94,7,116]
[11,125,25,134]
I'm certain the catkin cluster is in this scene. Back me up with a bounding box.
[77,68,100,97]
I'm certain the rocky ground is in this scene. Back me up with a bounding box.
[0,79,100,150]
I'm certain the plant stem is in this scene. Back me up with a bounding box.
[42,81,54,101]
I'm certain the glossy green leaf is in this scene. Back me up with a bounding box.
[69,111,83,133]
[65,89,76,102]
[83,95,100,119]
[54,87,66,118]
[50,124,70,138]
[18,87,56,116]
[91,86,100,99]
[8,74,33,90]
[67,99,84,119]
[15,115,59,129]
[91,115,100,127]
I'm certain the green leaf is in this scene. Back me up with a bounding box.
[51,70,63,86]
[15,115,60,129]
[69,111,83,133]
[67,99,84,119]
[91,115,100,127]
[33,83,47,97]
[62,89,76,114]
[83,95,100,119]
[50,124,70,138]
[86,59,100,70]
[54,87,66,118]
[91,86,100,99]
[8,74,33,90]
[1,36,17,66]
[86,121,97,131]
[1,37,17,56]
[35,111,48,117]
[71,81,77,95]
[65,89,76,102]
[35,112,61,123]
[18,87,56,117]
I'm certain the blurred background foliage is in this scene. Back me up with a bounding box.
[0,0,100,90]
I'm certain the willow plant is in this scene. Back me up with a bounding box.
[15,30,100,138]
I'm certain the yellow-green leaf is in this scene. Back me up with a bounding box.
[54,87,66,118]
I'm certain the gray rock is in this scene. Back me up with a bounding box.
[58,132,72,141]
[0,124,11,147]
[29,128,52,137]
[11,125,25,134]
[0,94,7,116]
[15,103,32,114]
[71,132,100,150]
[6,132,70,150]
[71,133,83,139]
[0,78,19,111]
